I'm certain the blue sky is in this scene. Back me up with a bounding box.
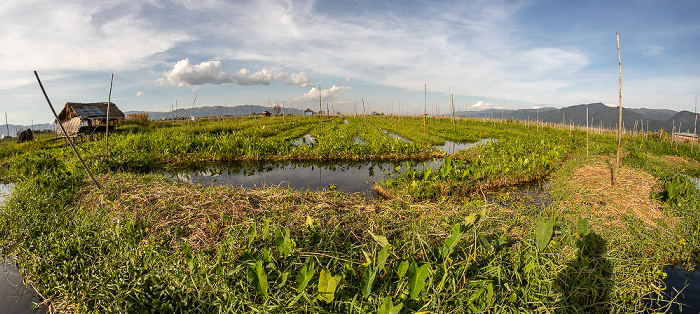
[1,0,699,125]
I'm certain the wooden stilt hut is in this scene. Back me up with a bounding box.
[55,102,125,138]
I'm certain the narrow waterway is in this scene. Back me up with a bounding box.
[162,160,442,195]
[0,183,47,313]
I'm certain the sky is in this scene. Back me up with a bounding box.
[1,0,699,125]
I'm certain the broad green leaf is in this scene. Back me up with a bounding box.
[535,218,554,251]
[577,217,588,236]
[247,222,257,248]
[361,266,376,298]
[442,224,463,259]
[277,271,289,288]
[376,244,391,272]
[275,228,293,257]
[464,212,480,226]
[247,260,268,298]
[296,263,315,292]
[408,261,431,300]
[305,215,315,232]
[262,219,270,240]
[378,296,404,314]
[486,282,494,305]
[182,241,194,273]
[368,231,389,247]
[396,260,409,278]
[317,268,342,303]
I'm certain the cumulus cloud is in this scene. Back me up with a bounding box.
[294,85,351,102]
[345,77,351,84]
[136,91,144,97]
[470,101,493,110]
[156,59,311,87]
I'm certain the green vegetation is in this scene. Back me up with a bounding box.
[1,115,700,312]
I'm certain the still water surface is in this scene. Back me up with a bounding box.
[1,183,47,313]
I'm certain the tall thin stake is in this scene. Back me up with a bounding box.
[423,84,427,134]
[105,74,113,157]
[319,85,323,131]
[586,106,589,157]
[614,32,623,187]
[694,94,698,152]
[35,71,102,190]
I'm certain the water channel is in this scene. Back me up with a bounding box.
[0,183,47,313]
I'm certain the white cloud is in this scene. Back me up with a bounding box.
[136,91,144,97]
[156,59,310,87]
[294,85,351,102]
[470,101,494,110]
[0,0,189,90]
[345,77,351,84]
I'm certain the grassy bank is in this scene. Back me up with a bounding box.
[1,116,700,312]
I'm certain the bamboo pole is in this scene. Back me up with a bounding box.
[105,74,113,158]
[319,85,322,131]
[423,84,427,134]
[614,32,622,187]
[586,106,589,157]
[35,71,102,190]
[694,94,698,152]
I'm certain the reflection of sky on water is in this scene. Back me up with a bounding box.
[165,160,442,195]
[383,131,413,143]
[0,183,12,204]
[435,138,494,154]
[0,184,47,313]
[291,134,315,146]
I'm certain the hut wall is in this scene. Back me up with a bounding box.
[57,117,82,137]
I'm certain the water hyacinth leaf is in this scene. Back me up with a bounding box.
[182,241,194,273]
[305,215,315,232]
[277,271,289,288]
[247,260,268,298]
[396,260,409,278]
[535,218,555,251]
[378,296,403,314]
[317,268,342,303]
[361,266,376,298]
[577,217,588,236]
[376,244,391,272]
[262,219,270,240]
[486,282,494,305]
[275,228,293,257]
[368,231,389,248]
[408,261,431,300]
[464,212,480,226]
[296,263,315,292]
[442,224,463,259]
[247,222,257,248]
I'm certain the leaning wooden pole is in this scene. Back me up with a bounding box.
[105,74,113,158]
[614,32,623,187]
[35,71,102,190]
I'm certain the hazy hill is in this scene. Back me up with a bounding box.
[1,123,54,138]
[125,105,306,121]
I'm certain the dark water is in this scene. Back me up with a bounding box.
[649,263,700,312]
[383,131,413,143]
[163,159,444,195]
[291,134,315,146]
[0,184,47,313]
[434,138,494,154]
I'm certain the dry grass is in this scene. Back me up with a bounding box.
[563,159,668,228]
[77,174,466,251]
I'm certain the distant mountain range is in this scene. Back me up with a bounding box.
[125,105,307,121]
[15,103,692,138]
[455,102,698,134]
[0,123,55,138]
